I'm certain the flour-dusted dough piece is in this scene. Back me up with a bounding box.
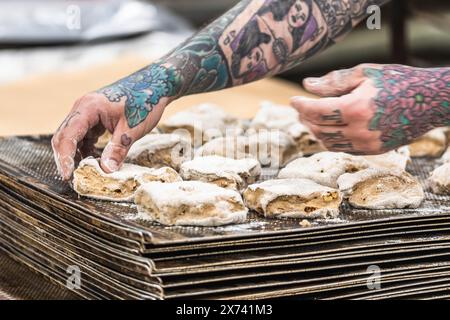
[94,131,112,149]
[363,147,411,171]
[195,135,249,159]
[73,157,181,202]
[94,128,161,150]
[243,179,342,219]
[337,168,424,209]
[408,128,447,158]
[249,101,325,155]
[278,152,370,188]
[135,181,248,226]
[247,131,298,166]
[196,131,297,167]
[127,133,192,171]
[159,104,242,147]
[429,163,450,195]
[441,147,450,163]
[249,101,300,131]
[180,156,261,191]
[286,122,326,156]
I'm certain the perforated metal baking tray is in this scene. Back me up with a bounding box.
[0,135,449,249]
[1,135,450,300]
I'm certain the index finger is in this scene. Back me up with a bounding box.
[290,95,352,126]
[51,111,89,180]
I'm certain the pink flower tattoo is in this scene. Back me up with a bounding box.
[364,65,450,150]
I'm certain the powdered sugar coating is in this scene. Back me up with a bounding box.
[408,127,447,157]
[180,156,261,190]
[196,131,295,167]
[135,181,248,226]
[429,163,450,194]
[127,133,191,160]
[160,104,242,145]
[278,152,369,188]
[363,148,411,170]
[73,157,181,202]
[249,101,300,131]
[337,168,424,209]
[286,122,313,140]
[441,147,450,163]
[245,178,341,219]
[77,157,163,181]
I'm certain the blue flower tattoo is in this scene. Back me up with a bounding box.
[99,64,180,128]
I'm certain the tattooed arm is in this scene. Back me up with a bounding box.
[291,64,450,154]
[52,0,389,179]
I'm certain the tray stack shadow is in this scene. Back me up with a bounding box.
[1,135,450,300]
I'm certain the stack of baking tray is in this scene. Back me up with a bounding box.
[0,135,450,300]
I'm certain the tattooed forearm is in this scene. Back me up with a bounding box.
[364,65,450,150]
[100,64,181,127]
[100,0,389,128]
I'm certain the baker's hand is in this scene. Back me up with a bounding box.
[291,64,450,155]
[51,64,176,180]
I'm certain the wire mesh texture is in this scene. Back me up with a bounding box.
[0,135,449,300]
[0,135,449,246]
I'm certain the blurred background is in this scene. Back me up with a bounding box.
[0,0,449,136]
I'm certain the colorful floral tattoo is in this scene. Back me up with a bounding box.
[100,65,181,128]
[364,65,450,149]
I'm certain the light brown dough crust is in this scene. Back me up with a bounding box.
[135,181,248,226]
[243,178,342,219]
[73,157,181,202]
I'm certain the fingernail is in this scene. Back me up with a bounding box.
[60,156,74,180]
[103,158,119,172]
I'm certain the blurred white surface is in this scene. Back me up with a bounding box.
[0,0,194,84]
[0,31,193,84]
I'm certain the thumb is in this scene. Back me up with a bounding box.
[100,121,144,173]
[303,66,366,97]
